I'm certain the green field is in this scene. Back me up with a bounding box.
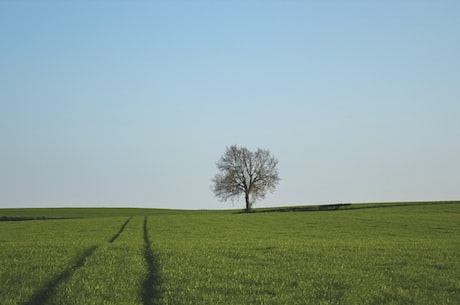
[0,202,459,304]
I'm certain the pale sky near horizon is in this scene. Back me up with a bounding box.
[1,1,459,210]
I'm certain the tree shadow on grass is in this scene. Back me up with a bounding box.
[21,246,97,305]
[142,217,163,305]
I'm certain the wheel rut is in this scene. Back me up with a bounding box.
[21,217,133,305]
[109,217,132,243]
[142,216,162,305]
[21,246,97,305]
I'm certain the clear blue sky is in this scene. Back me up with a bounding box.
[1,1,459,209]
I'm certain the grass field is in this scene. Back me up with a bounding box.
[0,202,459,304]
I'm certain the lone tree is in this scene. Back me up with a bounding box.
[212,145,280,212]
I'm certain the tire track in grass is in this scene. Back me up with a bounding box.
[109,217,132,243]
[142,216,162,305]
[22,217,133,305]
[21,246,97,305]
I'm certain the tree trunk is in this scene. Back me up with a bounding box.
[245,191,251,213]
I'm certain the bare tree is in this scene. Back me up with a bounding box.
[212,145,280,212]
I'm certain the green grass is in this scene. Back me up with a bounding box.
[147,203,460,304]
[0,202,458,304]
[0,207,227,219]
[48,217,147,305]
[0,217,128,305]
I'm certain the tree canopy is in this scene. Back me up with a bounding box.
[212,145,280,212]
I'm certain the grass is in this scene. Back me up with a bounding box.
[147,202,460,304]
[0,217,127,305]
[48,217,147,305]
[0,201,458,304]
[0,207,226,219]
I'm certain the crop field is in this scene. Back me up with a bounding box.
[0,202,459,305]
